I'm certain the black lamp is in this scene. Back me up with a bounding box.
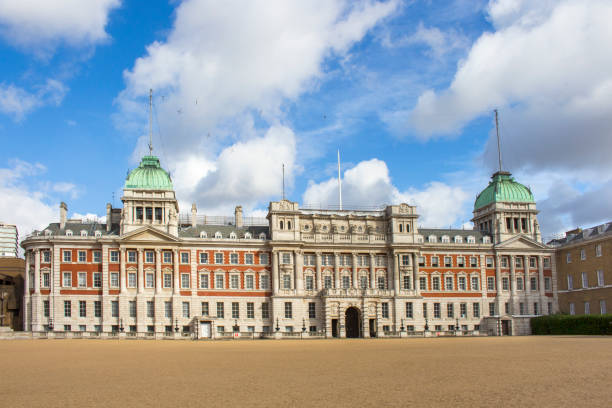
[174,318,179,332]
[275,317,280,332]
[119,318,124,332]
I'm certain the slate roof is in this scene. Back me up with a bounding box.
[179,224,269,239]
[547,222,612,246]
[419,228,491,243]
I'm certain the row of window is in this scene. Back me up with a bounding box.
[58,250,271,266]
[569,300,607,315]
[423,301,551,318]
[302,254,387,267]
[566,270,606,290]
[420,255,550,269]
[566,244,603,263]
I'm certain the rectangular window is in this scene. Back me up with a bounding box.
[309,302,316,319]
[324,276,332,289]
[43,300,50,317]
[260,275,269,290]
[486,257,493,268]
[92,272,102,288]
[284,302,292,318]
[544,277,551,291]
[183,302,190,318]
[78,272,87,288]
[230,253,239,264]
[42,272,50,288]
[405,302,413,318]
[530,276,537,291]
[128,272,137,288]
[566,253,571,264]
[596,244,602,257]
[146,273,154,288]
[457,257,465,267]
[94,301,102,318]
[543,258,551,268]
[78,251,86,263]
[199,274,209,289]
[433,303,441,318]
[487,276,495,291]
[502,277,509,291]
[262,302,269,319]
[505,302,509,314]
[164,301,172,318]
[201,302,209,316]
[93,251,101,263]
[342,276,350,289]
[444,256,452,267]
[530,257,536,268]
[432,276,440,291]
[145,251,154,264]
[418,256,425,267]
[471,276,479,291]
[473,303,480,318]
[567,275,573,290]
[447,303,454,318]
[534,302,539,315]
[580,249,586,260]
[283,274,291,289]
[600,300,607,314]
[360,275,368,289]
[501,257,508,268]
[581,272,588,288]
[64,300,71,317]
[227,274,237,289]
[215,253,223,264]
[460,303,467,318]
[147,301,154,318]
[423,303,428,318]
[259,253,269,265]
[431,256,439,267]
[216,302,224,318]
[569,303,575,315]
[63,250,72,262]
[303,254,315,266]
[42,250,51,263]
[79,300,86,317]
[597,270,604,286]
[128,251,136,263]
[199,252,209,264]
[163,252,172,264]
[519,302,525,315]
[215,274,224,289]
[419,276,427,291]
[489,302,495,316]
[281,252,292,264]
[377,276,386,289]
[470,257,478,267]
[160,273,170,288]
[112,301,119,317]
[402,275,411,290]
[245,253,254,265]
[129,301,136,317]
[458,276,466,290]
[110,250,119,262]
[305,275,314,290]
[401,255,411,266]
[181,252,189,264]
[109,272,119,288]
[321,254,334,266]
[515,257,523,268]
[181,274,190,289]
[381,303,389,318]
[516,277,524,291]
[445,276,453,291]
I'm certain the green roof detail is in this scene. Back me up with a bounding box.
[474,171,534,211]
[125,156,173,190]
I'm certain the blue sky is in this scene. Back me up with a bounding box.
[1,0,611,242]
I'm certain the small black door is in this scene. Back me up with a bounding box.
[345,307,361,338]
[331,319,338,337]
[369,319,376,338]
[501,320,511,335]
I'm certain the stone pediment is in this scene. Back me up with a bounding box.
[495,234,549,250]
[121,226,179,243]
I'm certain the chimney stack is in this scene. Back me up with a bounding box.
[235,205,243,228]
[106,203,112,232]
[60,202,67,230]
[191,203,197,228]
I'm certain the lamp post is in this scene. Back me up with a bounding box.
[233,319,239,334]
[48,317,54,332]
[455,317,459,336]
[400,318,405,333]
[174,318,179,333]
[119,318,124,332]
[275,317,280,332]
[301,318,306,339]
[424,317,429,332]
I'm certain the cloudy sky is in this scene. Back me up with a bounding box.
[1,0,610,243]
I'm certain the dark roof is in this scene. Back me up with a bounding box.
[179,225,269,239]
[41,222,119,236]
[547,222,612,246]
[419,228,491,243]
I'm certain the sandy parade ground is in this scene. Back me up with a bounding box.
[2,336,611,407]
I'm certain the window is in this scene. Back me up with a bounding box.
[93,251,101,263]
[375,256,385,266]
[444,256,452,267]
[342,276,350,289]
[402,275,411,290]
[262,302,269,319]
[529,257,536,268]
[600,300,607,314]
[145,251,154,264]
[260,275,270,290]
[501,257,508,268]
[530,277,537,291]
[42,251,51,263]
[163,252,172,264]
[283,274,291,289]
[110,250,119,263]
[305,275,314,290]
[128,272,137,288]
[581,272,588,288]
[597,270,604,287]
[215,274,224,289]
[42,272,50,288]
[515,257,523,268]
[502,277,509,291]
[284,302,292,318]
[64,301,72,317]
[406,302,413,318]
[432,276,440,291]
[281,253,292,264]
[147,301,154,318]
[247,302,255,318]
[457,257,465,267]
[360,275,368,289]
[445,276,453,291]
[401,255,411,266]
[164,273,172,288]
[78,251,86,263]
[128,251,136,263]
[94,301,101,318]
[458,276,466,290]
[431,256,439,267]
[217,326,225,334]
[377,276,386,289]
[79,300,86,317]
[516,277,524,291]
[419,276,427,291]
[214,253,224,264]
[534,302,539,315]
[321,255,334,266]
[566,253,571,264]
[245,254,254,265]
[78,272,87,288]
[447,303,454,318]
[470,257,477,267]
[183,302,190,318]
[473,303,480,318]
[567,275,573,290]
[230,253,238,264]
[199,253,209,264]
[63,250,72,262]
[519,302,525,315]
[433,303,441,318]
[146,272,154,288]
[309,302,316,318]
[381,303,389,318]
[423,303,428,318]
[596,244,602,257]
[543,258,551,268]
[199,274,209,289]
[460,303,467,318]
[259,253,269,265]
[245,275,254,289]
[229,232,237,239]
[418,256,425,267]
[324,276,332,289]
[93,272,102,288]
[230,275,239,289]
[580,249,586,260]
[181,274,190,289]
[487,276,495,291]
[112,301,119,317]
[129,301,136,317]
[545,277,551,291]
[489,302,495,316]
[486,257,493,268]
[505,302,509,314]
[216,302,224,318]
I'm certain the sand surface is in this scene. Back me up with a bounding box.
[2,336,611,407]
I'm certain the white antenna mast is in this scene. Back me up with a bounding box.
[337,149,342,210]
[282,163,285,200]
[148,88,153,155]
[494,109,502,172]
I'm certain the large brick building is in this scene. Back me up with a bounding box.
[21,155,558,338]
[549,223,611,315]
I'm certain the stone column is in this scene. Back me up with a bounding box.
[413,253,420,296]
[538,255,546,313]
[352,253,358,288]
[34,249,41,294]
[24,251,31,294]
[495,254,502,315]
[272,250,279,294]
[173,249,179,293]
[295,250,303,292]
[369,252,376,289]
[155,249,162,294]
[315,252,322,290]
[120,249,127,294]
[392,252,400,294]
[510,254,516,314]
[334,253,340,289]
[137,249,144,294]
[524,255,530,295]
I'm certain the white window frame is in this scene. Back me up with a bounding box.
[199,273,209,289]
[128,272,137,288]
[110,250,119,263]
[181,273,190,289]
[215,274,224,289]
[127,251,137,263]
[596,244,602,257]
[567,275,573,290]
[581,272,588,288]
[93,272,102,288]
[180,252,189,264]
[163,252,172,264]
[230,274,240,289]
[487,276,495,291]
[145,251,154,264]
[199,252,209,264]
[260,275,270,290]
[146,272,155,288]
[597,270,604,287]
[245,253,254,265]
[63,271,72,287]
[245,274,254,289]
[458,276,466,291]
[214,253,224,264]
[93,251,101,263]
[78,272,87,288]
[259,253,269,265]
[78,251,86,263]
[580,249,586,260]
[63,250,72,262]
[230,253,239,264]
[163,273,172,288]
[110,272,119,288]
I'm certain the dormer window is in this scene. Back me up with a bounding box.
[467,236,475,244]
[200,231,207,238]
[454,236,462,243]
[441,235,450,243]
[229,232,237,239]
[428,235,436,243]
[44,230,52,236]
[66,230,73,236]
[482,236,491,244]
[80,230,88,237]
[244,232,252,239]
[95,231,102,238]
[259,232,266,240]
[214,231,222,239]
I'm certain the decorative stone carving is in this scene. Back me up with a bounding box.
[399,203,410,213]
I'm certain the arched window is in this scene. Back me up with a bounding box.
[200,231,207,238]
[454,236,462,243]
[214,231,222,239]
[279,220,284,230]
[441,235,450,243]
[229,232,237,239]
[467,236,475,244]
[95,231,102,238]
[80,230,87,237]
[406,223,410,232]
[244,232,252,239]
[65,230,73,236]
[428,235,436,243]
[287,221,292,230]
[259,232,266,240]
[399,224,403,233]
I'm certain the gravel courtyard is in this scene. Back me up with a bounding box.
[2,336,611,407]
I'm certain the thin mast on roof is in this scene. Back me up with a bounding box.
[282,163,285,200]
[148,88,153,155]
[494,109,502,172]
[337,149,343,210]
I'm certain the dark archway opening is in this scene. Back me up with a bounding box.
[345,307,361,338]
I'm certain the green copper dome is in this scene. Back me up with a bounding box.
[125,156,173,190]
[474,171,534,210]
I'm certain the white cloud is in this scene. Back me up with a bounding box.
[118,0,399,213]
[0,0,120,56]
[303,158,470,227]
[0,79,68,120]
[382,22,469,59]
[71,213,106,223]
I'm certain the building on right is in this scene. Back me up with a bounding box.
[548,222,611,315]
[0,223,18,258]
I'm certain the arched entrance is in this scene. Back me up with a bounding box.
[345,307,361,338]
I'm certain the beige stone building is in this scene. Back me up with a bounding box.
[20,155,558,338]
[549,223,611,315]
